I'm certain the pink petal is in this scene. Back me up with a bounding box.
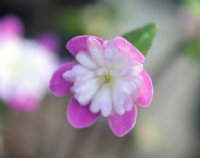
[136,70,153,108]
[66,35,104,56]
[0,15,24,39]
[49,62,77,96]
[8,96,39,112]
[114,36,145,63]
[67,97,100,128]
[108,105,137,137]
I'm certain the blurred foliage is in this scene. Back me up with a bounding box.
[56,4,116,57]
[123,23,158,56]
[182,0,200,61]
[57,9,85,36]
[184,0,200,19]
[0,101,9,121]
[81,4,116,38]
[185,38,200,60]
[56,4,116,39]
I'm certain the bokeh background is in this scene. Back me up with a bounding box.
[1,0,200,158]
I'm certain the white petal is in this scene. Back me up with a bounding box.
[90,97,100,114]
[104,39,115,52]
[130,77,143,102]
[104,48,114,63]
[90,85,112,117]
[123,76,143,95]
[104,40,122,67]
[70,65,91,75]
[116,79,133,95]
[75,71,96,83]
[95,67,107,76]
[129,76,143,89]
[74,78,102,105]
[133,64,143,75]
[104,46,115,64]
[123,95,133,111]
[63,65,93,81]
[63,70,75,81]
[120,64,143,80]
[87,37,104,65]
[76,52,97,69]
[111,82,126,115]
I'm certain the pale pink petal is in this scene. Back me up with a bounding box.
[87,37,104,65]
[49,62,77,96]
[1,15,24,39]
[136,70,153,108]
[67,97,100,128]
[114,36,145,63]
[108,105,137,137]
[90,85,112,117]
[124,95,133,111]
[76,52,97,69]
[73,78,102,105]
[8,96,39,112]
[66,35,104,56]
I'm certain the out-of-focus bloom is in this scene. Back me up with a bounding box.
[179,7,199,37]
[50,35,153,137]
[179,0,200,37]
[35,33,60,53]
[0,15,58,112]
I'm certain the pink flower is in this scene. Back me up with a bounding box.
[49,36,153,137]
[0,15,59,112]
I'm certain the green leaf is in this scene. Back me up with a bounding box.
[123,23,158,56]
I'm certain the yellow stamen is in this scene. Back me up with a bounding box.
[104,74,112,83]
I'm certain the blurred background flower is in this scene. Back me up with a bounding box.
[0,0,200,158]
[0,15,59,112]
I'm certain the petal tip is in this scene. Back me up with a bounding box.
[66,35,104,56]
[108,106,137,137]
[66,98,100,128]
[49,62,76,97]
[113,36,145,63]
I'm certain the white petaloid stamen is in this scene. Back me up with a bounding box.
[90,85,112,117]
[76,52,97,69]
[64,37,143,117]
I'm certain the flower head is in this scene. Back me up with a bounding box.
[50,35,153,137]
[0,15,59,112]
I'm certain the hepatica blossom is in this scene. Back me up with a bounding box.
[50,35,153,137]
[0,15,58,112]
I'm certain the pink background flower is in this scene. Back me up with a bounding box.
[0,15,59,112]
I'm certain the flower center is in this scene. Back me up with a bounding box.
[103,73,112,84]
[63,37,145,117]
